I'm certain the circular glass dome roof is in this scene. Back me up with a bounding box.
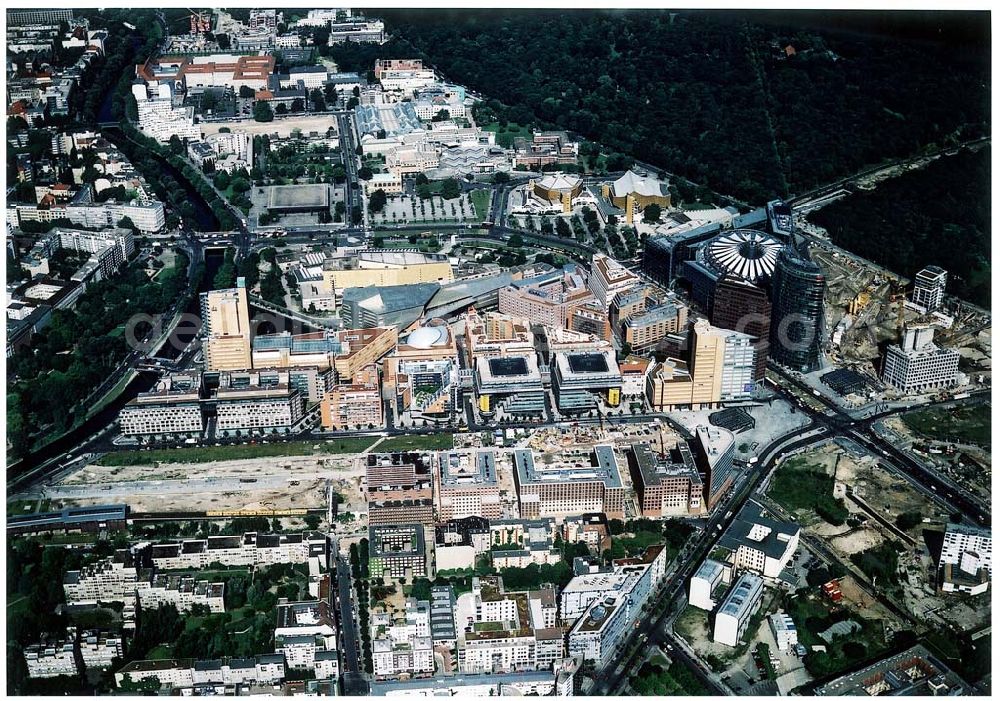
[405,325,448,349]
[701,229,782,283]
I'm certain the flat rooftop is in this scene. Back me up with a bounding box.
[514,445,623,489]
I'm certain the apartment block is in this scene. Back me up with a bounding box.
[148,532,326,570]
[370,598,434,680]
[115,655,287,690]
[456,577,562,675]
[138,575,225,613]
[369,524,428,579]
[63,550,139,605]
[24,637,78,678]
[79,631,124,670]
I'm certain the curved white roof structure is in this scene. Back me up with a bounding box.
[405,325,449,349]
[701,229,782,283]
[536,173,581,193]
[611,169,667,198]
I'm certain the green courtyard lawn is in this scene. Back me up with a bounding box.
[470,189,491,220]
[96,437,378,466]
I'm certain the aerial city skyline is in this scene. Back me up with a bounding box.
[4,6,991,697]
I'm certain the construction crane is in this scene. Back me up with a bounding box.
[888,278,907,340]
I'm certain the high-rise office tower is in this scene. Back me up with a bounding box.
[711,275,771,382]
[201,277,253,371]
[769,246,824,372]
[912,265,948,312]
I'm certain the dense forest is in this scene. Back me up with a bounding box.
[361,10,988,204]
[809,146,990,308]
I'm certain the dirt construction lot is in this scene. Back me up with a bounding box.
[201,114,339,138]
[51,453,369,515]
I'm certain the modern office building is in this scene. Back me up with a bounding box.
[365,452,434,504]
[769,246,825,372]
[369,524,428,579]
[569,301,613,341]
[201,278,253,371]
[627,441,704,516]
[766,200,795,239]
[938,523,992,596]
[340,283,439,331]
[393,357,459,420]
[513,446,625,519]
[623,301,689,353]
[474,353,546,417]
[713,573,764,647]
[694,425,737,509]
[683,229,781,313]
[717,501,800,578]
[689,558,729,611]
[252,326,397,379]
[588,254,641,309]
[551,349,623,412]
[498,265,596,330]
[121,369,314,438]
[320,366,383,430]
[462,309,534,362]
[912,265,948,312]
[119,372,204,438]
[436,450,503,521]
[712,275,771,382]
[213,370,305,436]
[646,320,756,411]
[641,223,723,288]
[882,325,960,394]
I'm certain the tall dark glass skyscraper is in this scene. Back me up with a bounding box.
[769,246,825,371]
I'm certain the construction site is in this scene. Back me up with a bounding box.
[810,246,992,385]
[764,439,991,634]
